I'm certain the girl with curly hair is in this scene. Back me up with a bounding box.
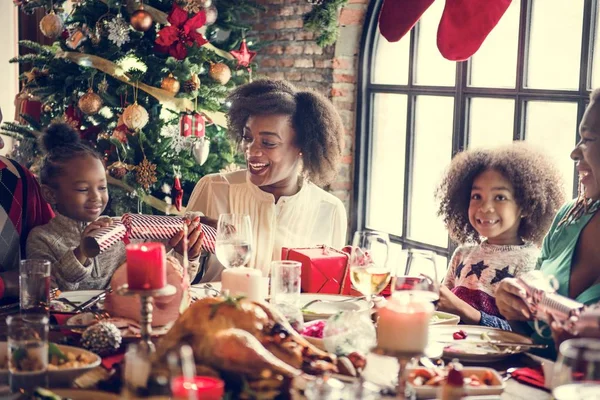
[435,143,565,330]
[187,80,347,281]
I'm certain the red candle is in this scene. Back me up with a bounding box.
[126,242,167,290]
[171,376,224,400]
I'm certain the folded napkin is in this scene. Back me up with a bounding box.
[102,352,125,370]
[511,366,546,390]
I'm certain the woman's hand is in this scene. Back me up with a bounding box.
[76,217,113,261]
[437,286,481,324]
[496,278,532,321]
[169,217,204,260]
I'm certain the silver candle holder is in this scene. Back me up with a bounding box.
[116,284,176,353]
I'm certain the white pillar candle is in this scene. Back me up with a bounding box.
[377,297,434,353]
[221,267,267,302]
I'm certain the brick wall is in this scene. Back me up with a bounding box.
[250,0,369,221]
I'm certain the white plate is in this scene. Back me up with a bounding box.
[300,294,370,321]
[430,311,460,326]
[51,389,119,400]
[66,313,171,339]
[407,366,505,399]
[0,342,101,387]
[57,290,104,308]
[429,325,534,363]
[190,282,222,299]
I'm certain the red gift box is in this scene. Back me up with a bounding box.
[179,112,205,138]
[281,245,353,295]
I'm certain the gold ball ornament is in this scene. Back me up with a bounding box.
[39,12,64,39]
[122,102,149,131]
[130,7,153,32]
[78,89,103,115]
[161,73,181,94]
[209,63,232,85]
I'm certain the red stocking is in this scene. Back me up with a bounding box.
[379,0,436,43]
[437,0,512,61]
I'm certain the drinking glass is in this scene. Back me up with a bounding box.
[215,214,253,269]
[168,344,225,400]
[6,314,49,394]
[19,259,51,315]
[270,260,302,306]
[552,338,600,400]
[348,230,390,303]
[392,249,439,303]
[122,343,171,399]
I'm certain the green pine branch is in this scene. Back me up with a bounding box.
[303,0,349,47]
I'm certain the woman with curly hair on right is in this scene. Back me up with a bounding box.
[187,79,346,281]
[435,143,565,330]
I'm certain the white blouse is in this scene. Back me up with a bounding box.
[186,170,348,281]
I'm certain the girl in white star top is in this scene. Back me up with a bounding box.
[435,143,565,330]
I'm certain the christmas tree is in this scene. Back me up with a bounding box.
[3,0,262,215]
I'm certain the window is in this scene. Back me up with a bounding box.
[355,0,596,268]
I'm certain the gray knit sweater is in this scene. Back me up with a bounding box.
[26,213,199,291]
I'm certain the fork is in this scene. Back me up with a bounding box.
[301,296,367,310]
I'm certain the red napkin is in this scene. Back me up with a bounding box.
[102,352,125,370]
[511,366,546,390]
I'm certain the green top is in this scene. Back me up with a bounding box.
[529,199,600,359]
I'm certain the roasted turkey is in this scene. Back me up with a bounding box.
[155,296,340,398]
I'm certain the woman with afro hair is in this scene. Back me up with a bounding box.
[435,142,565,330]
[187,80,347,281]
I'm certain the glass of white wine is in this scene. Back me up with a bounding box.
[215,213,253,269]
[392,249,440,304]
[552,338,600,400]
[349,230,391,303]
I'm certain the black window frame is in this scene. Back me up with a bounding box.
[353,0,597,259]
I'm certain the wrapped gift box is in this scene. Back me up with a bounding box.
[281,246,352,295]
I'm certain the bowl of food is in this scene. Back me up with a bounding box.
[300,319,326,350]
[407,366,505,398]
[430,311,460,326]
[0,342,101,387]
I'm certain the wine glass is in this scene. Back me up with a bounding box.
[552,338,600,400]
[349,230,390,304]
[392,249,440,303]
[214,214,253,269]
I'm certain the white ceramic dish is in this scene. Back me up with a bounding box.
[65,313,171,339]
[299,294,370,321]
[407,366,505,399]
[430,311,460,326]
[429,325,534,362]
[0,342,101,387]
[50,389,119,399]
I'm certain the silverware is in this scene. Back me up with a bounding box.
[301,296,367,310]
[73,288,112,312]
[438,340,547,349]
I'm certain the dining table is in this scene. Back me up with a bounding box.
[0,284,556,400]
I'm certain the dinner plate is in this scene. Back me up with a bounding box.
[58,290,104,305]
[0,342,101,387]
[299,294,371,321]
[428,325,534,363]
[406,366,505,399]
[51,389,119,400]
[65,313,172,339]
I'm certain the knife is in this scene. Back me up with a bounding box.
[73,288,112,312]
[438,340,547,349]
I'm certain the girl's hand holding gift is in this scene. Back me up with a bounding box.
[169,217,204,260]
[75,217,114,262]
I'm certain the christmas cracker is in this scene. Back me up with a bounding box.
[82,213,217,257]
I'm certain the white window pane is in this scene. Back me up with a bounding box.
[469,0,520,88]
[408,96,453,247]
[468,98,515,149]
[524,101,576,198]
[387,242,404,276]
[414,1,456,86]
[592,5,600,89]
[367,94,408,236]
[372,32,410,85]
[527,0,584,90]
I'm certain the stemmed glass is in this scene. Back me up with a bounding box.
[348,230,391,304]
[552,338,600,400]
[214,214,253,269]
[392,249,440,303]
